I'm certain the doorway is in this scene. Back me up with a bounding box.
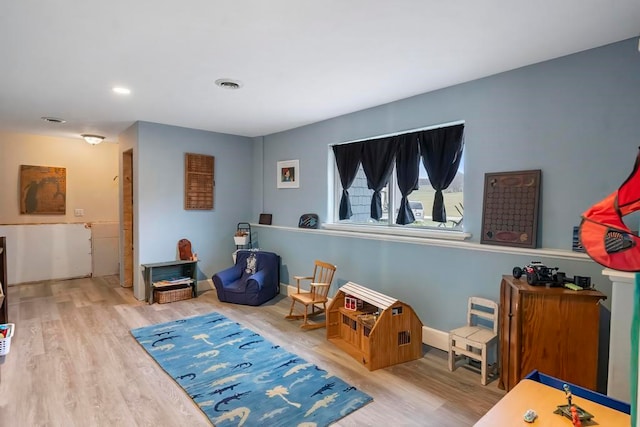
[122,149,134,287]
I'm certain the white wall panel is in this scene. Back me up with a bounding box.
[0,224,91,284]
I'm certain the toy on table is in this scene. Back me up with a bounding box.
[564,383,572,406]
[523,409,537,423]
[570,405,582,427]
[566,383,582,427]
[553,383,593,423]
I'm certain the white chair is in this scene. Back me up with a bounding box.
[448,297,499,385]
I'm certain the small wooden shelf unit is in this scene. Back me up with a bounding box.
[326,282,423,371]
[142,260,198,304]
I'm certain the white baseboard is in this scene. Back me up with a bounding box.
[197,278,215,293]
[280,283,296,296]
[422,326,450,352]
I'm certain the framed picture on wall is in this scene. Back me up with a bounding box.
[19,165,67,214]
[277,159,300,189]
[259,213,272,225]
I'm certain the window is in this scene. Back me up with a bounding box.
[330,122,464,232]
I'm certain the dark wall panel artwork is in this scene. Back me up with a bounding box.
[184,153,214,210]
[481,169,541,248]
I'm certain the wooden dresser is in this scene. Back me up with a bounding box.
[499,275,606,392]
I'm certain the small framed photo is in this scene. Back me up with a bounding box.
[259,213,272,225]
[277,159,299,189]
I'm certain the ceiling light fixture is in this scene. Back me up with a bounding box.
[81,134,105,145]
[41,116,66,124]
[113,86,131,95]
[215,78,243,90]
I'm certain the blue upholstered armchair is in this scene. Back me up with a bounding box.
[212,250,280,306]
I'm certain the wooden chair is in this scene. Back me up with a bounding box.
[448,297,499,385]
[285,260,336,330]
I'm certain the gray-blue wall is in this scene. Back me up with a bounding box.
[250,38,640,332]
[134,121,254,299]
[131,39,640,333]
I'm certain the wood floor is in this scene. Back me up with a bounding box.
[0,276,505,426]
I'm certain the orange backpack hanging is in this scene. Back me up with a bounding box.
[580,148,640,271]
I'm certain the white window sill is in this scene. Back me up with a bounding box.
[252,223,592,261]
[322,223,470,241]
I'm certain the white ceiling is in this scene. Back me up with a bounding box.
[1,1,639,142]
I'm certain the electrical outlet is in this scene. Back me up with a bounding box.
[74,208,84,217]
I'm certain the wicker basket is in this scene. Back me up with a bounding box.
[234,235,249,245]
[154,286,192,304]
[0,323,15,356]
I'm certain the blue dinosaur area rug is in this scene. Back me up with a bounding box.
[131,312,373,426]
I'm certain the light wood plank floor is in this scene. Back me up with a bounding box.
[0,276,505,426]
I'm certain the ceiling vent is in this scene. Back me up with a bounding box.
[41,117,66,124]
[215,79,243,90]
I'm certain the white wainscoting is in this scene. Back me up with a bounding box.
[0,223,91,284]
[90,222,119,277]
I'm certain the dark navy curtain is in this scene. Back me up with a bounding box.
[395,134,420,225]
[419,124,465,223]
[332,142,363,220]
[361,137,397,220]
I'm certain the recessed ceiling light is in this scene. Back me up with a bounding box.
[215,79,243,90]
[112,87,131,95]
[41,116,66,124]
